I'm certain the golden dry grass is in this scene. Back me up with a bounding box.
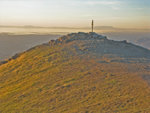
[0,37,150,113]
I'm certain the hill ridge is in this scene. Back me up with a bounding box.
[1,32,150,66]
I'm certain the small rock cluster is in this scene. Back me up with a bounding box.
[49,32,107,45]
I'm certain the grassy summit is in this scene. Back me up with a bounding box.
[0,32,150,113]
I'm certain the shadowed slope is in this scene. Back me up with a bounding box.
[0,32,150,113]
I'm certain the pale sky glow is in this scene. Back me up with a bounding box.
[0,0,150,28]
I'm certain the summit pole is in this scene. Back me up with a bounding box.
[92,20,94,32]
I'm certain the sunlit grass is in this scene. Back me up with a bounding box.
[0,39,150,113]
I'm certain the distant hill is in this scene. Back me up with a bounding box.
[0,32,150,113]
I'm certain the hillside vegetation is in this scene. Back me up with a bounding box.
[0,32,150,113]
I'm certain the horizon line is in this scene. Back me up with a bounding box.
[0,25,150,30]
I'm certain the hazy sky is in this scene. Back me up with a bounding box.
[0,0,150,28]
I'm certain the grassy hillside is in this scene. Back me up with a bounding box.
[0,32,150,113]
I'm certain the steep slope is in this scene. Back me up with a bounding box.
[0,32,150,113]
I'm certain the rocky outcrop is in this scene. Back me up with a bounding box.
[48,32,150,60]
[49,32,107,45]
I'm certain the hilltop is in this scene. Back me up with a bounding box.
[0,32,150,113]
[49,32,150,59]
[1,32,150,65]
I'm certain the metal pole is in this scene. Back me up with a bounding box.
[92,20,94,32]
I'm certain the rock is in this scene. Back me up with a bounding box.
[121,40,127,43]
[0,61,8,65]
